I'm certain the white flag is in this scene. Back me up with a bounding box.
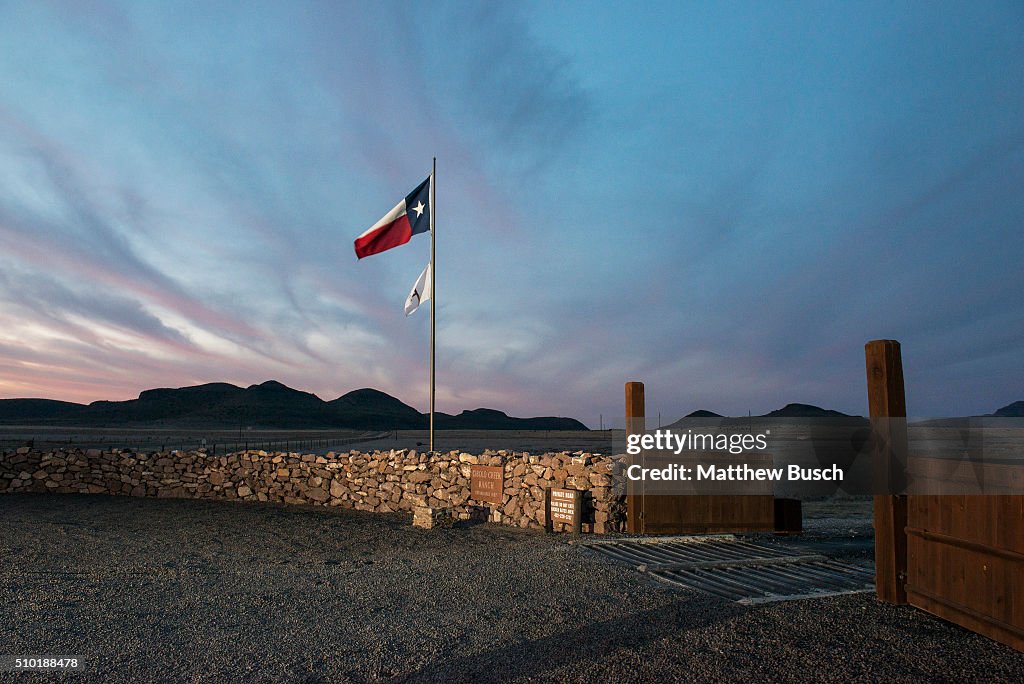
[404,262,432,316]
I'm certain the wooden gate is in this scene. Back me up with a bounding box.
[624,381,775,535]
[867,340,1023,652]
[906,495,1024,650]
[628,492,774,535]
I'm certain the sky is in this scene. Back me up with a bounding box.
[0,1,1021,425]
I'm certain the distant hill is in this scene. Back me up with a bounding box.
[992,401,1024,418]
[434,408,586,431]
[666,403,860,427]
[763,403,852,418]
[77,381,333,428]
[663,409,726,430]
[327,388,426,429]
[0,398,87,422]
[0,381,587,431]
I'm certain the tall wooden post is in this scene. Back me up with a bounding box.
[625,381,645,533]
[865,339,909,604]
[626,382,645,436]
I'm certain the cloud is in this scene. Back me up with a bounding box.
[0,269,189,346]
[0,2,1020,423]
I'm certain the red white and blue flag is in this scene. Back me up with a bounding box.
[353,176,431,259]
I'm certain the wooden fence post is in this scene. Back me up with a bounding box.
[865,339,909,604]
[626,381,645,436]
[625,381,645,534]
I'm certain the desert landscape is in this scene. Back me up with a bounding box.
[2,1,1023,679]
[4,490,1024,683]
[2,419,1022,679]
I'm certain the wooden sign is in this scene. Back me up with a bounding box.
[470,465,504,504]
[547,488,582,530]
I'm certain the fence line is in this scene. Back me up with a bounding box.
[0,431,393,455]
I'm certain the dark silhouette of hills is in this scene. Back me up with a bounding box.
[763,403,852,418]
[327,388,427,429]
[0,381,586,430]
[80,381,331,428]
[434,408,586,431]
[666,399,1024,426]
[0,398,87,422]
[667,404,868,428]
[916,401,1024,426]
[992,401,1024,418]
[686,410,723,418]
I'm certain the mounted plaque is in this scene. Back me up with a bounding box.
[470,465,504,504]
[549,488,582,526]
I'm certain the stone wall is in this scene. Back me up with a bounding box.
[0,447,627,533]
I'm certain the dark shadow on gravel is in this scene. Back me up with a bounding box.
[396,598,745,684]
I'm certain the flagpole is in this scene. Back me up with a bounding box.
[429,157,436,453]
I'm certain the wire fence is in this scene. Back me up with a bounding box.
[0,431,393,455]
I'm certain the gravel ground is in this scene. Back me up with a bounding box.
[1,494,1021,683]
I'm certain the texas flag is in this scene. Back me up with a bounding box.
[353,176,431,259]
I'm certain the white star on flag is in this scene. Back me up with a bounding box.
[411,200,425,218]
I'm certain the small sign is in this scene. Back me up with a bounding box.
[470,465,504,504]
[549,488,582,525]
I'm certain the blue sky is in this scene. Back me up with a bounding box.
[0,1,1021,424]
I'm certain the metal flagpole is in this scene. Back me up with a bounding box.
[429,157,436,453]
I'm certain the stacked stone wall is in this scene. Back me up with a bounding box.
[0,447,627,533]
